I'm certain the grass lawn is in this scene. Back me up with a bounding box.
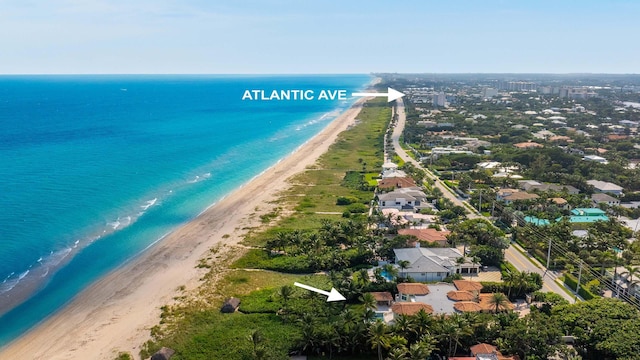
[242,99,390,247]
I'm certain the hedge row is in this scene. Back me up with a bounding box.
[562,273,598,300]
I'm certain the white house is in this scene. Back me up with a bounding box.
[591,193,620,206]
[587,180,624,195]
[378,187,428,211]
[393,247,479,282]
[583,155,609,165]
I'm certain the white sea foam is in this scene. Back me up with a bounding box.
[141,198,157,210]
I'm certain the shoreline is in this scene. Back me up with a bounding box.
[0,97,370,360]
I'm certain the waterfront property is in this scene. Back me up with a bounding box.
[393,247,479,282]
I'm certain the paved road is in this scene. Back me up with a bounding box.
[391,98,575,303]
[391,99,480,219]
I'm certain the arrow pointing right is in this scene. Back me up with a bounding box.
[352,87,405,102]
[293,282,346,302]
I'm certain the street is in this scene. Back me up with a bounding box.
[391,98,575,303]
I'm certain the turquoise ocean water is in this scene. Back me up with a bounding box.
[0,74,370,346]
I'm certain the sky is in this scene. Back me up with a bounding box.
[0,0,638,74]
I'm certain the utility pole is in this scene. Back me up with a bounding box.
[575,261,582,301]
[545,237,552,277]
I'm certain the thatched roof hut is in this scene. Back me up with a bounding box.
[151,347,175,360]
[220,297,241,313]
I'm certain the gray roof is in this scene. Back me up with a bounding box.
[587,180,623,192]
[592,193,618,202]
[394,247,461,273]
[378,187,427,202]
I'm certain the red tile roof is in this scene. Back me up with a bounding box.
[369,292,393,302]
[454,302,483,312]
[447,290,477,301]
[378,177,417,189]
[397,283,430,295]
[453,280,484,292]
[471,343,498,355]
[391,302,433,315]
[397,228,451,243]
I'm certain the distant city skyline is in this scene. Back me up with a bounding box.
[1,0,639,74]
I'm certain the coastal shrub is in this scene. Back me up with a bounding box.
[141,312,299,360]
[336,196,359,205]
[346,203,368,213]
[239,289,281,314]
[294,197,316,211]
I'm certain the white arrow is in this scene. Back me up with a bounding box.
[352,87,405,102]
[293,282,346,302]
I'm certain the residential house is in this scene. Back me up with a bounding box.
[394,247,479,282]
[496,189,539,205]
[513,141,543,149]
[587,180,624,195]
[377,187,428,211]
[551,197,570,210]
[397,228,451,247]
[377,177,417,190]
[583,155,609,164]
[562,208,609,224]
[368,292,394,322]
[591,193,620,207]
[517,180,580,194]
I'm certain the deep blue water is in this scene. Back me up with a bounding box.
[0,74,370,345]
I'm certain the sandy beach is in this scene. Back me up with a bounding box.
[0,98,368,360]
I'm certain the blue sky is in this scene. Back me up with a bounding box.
[1,0,638,74]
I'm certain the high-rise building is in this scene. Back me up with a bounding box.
[432,92,446,107]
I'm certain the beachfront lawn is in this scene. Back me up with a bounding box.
[141,270,333,360]
[243,99,390,247]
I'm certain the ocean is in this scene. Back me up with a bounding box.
[0,74,370,345]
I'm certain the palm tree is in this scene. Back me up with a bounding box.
[369,320,391,360]
[488,293,510,313]
[393,314,417,344]
[385,347,408,360]
[407,339,435,360]
[398,260,411,279]
[248,330,265,360]
[360,293,377,311]
[621,264,640,295]
[502,271,515,298]
[382,264,399,281]
[278,285,294,305]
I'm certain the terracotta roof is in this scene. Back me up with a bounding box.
[447,290,476,301]
[397,283,430,295]
[502,192,539,201]
[513,141,543,149]
[551,197,567,205]
[453,280,484,292]
[478,293,515,312]
[369,292,393,302]
[454,302,483,312]
[548,135,572,142]
[448,358,476,360]
[471,343,498,355]
[397,228,451,243]
[378,177,417,189]
[391,302,434,316]
[608,134,628,141]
